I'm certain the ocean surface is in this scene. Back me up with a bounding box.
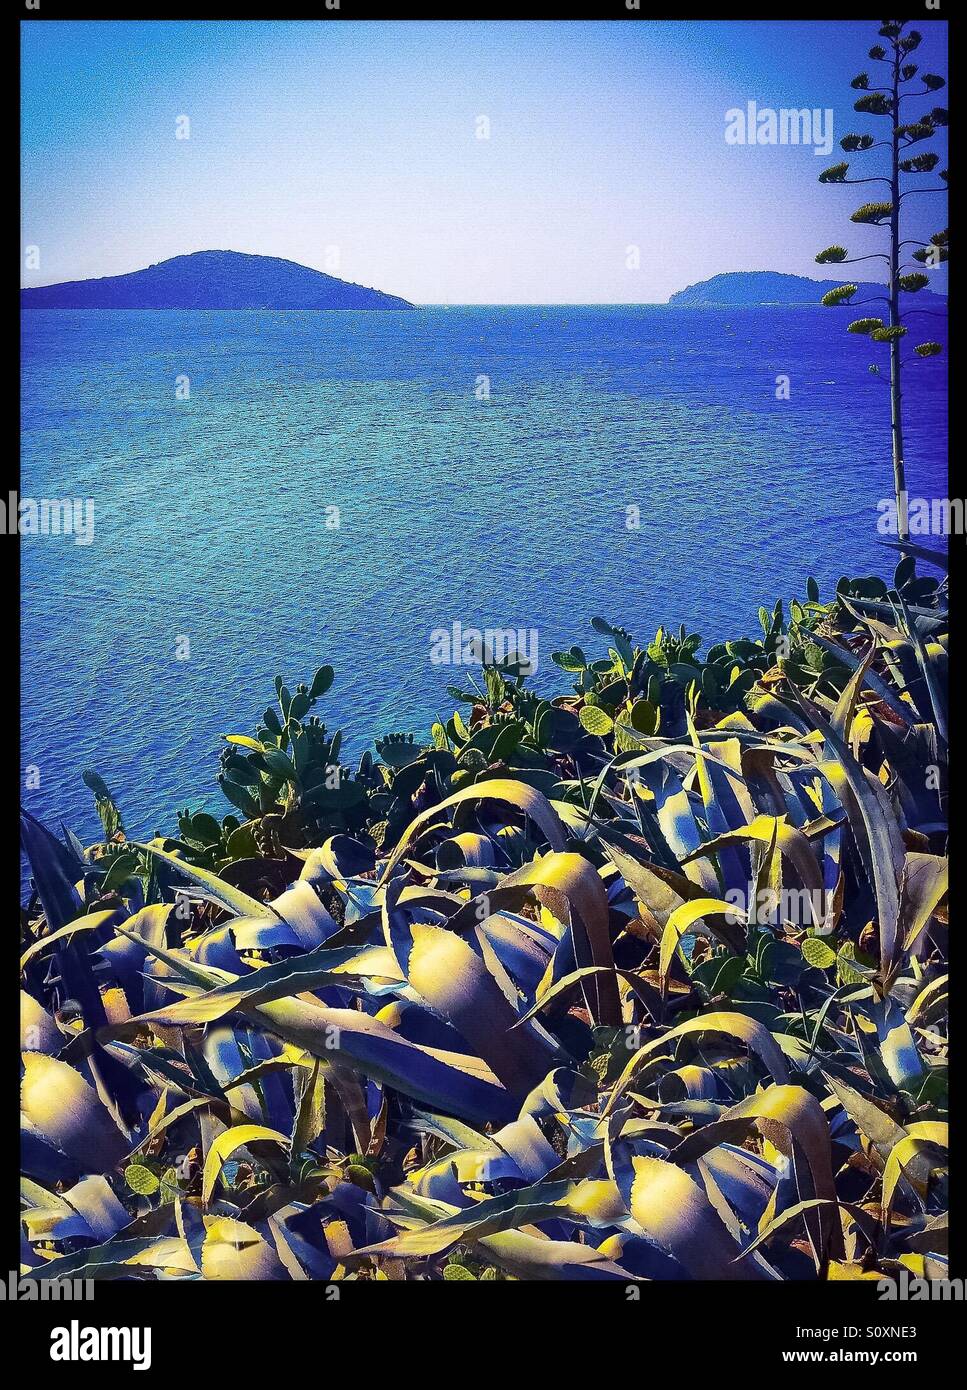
[21,305,947,851]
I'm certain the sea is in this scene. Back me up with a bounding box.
[20,305,947,851]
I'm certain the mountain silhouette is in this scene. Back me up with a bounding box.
[668,270,946,308]
[20,250,416,310]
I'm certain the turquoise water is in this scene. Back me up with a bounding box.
[21,306,947,846]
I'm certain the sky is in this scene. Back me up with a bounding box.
[21,19,948,304]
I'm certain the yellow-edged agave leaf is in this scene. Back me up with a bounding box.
[735,1086,836,1189]
[862,995,925,1091]
[606,1011,789,1115]
[823,1075,946,1220]
[898,853,948,953]
[107,945,380,1029]
[350,1179,576,1258]
[660,1063,720,1100]
[20,908,119,971]
[437,832,497,868]
[600,842,691,926]
[789,688,904,981]
[202,1124,290,1204]
[444,851,622,1025]
[117,901,174,944]
[124,1236,199,1274]
[30,1236,198,1281]
[830,640,876,743]
[133,841,279,920]
[200,1216,289,1280]
[672,1083,843,1263]
[21,1052,127,1173]
[267,1215,312,1281]
[490,1113,559,1179]
[378,1188,631,1279]
[290,1058,328,1163]
[658,897,742,980]
[514,965,661,1027]
[881,1123,948,1212]
[681,814,827,929]
[132,1095,231,1153]
[562,1178,627,1226]
[20,990,62,1054]
[514,852,621,1025]
[238,995,517,1127]
[379,778,567,883]
[400,921,555,1096]
[474,1228,631,1281]
[629,1156,762,1280]
[21,1176,72,1217]
[907,973,947,1028]
[822,1071,908,1165]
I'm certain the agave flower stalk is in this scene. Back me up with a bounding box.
[816,20,948,542]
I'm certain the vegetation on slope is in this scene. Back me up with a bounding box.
[20,557,948,1282]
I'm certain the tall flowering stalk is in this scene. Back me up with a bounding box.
[816,19,947,542]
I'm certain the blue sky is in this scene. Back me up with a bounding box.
[21,19,948,303]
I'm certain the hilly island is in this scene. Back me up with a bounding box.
[668,269,947,308]
[19,250,416,310]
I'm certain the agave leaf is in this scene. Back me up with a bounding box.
[686,723,755,893]
[443,852,622,1027]
[31,1235,198,1280]
[898,853,948,953]
[352,1179,576,1258]
[830,641,876,743]
[399,919,557,1097]
[20,908,119,972]
[20,811,107,1030]
[20,991,62,1055]
[675,1082,842,1264]
[630,1156,763,1279]
[897,590,947,744]
[232,992,517,1127]
[607,1011,790,1117]
[202,1124,290,1204]
[906,973,947,1028]
[882,1123,947,1213]
[112,946,374,1030]
[380,778,567,884]
[133,841,279,921]
[201,1215,289,1280]
[822,1071,907,1167]
[856,996,925,1092]
[736,1196,878,1260]
[658,897,744,980]
[807,632,913,725]
[20,1053,127,1173]
[20,809,85,929]
[515,964,661,1026]
[600,842,692,925]
[386,1189,631,1280]
[681,815,825,928]
[512,853,622,1026]
[784,684,903,983]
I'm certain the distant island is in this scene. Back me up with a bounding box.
[20,250,416,310]
[668,270,947,308]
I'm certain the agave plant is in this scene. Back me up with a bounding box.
[20,567,947,1282]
